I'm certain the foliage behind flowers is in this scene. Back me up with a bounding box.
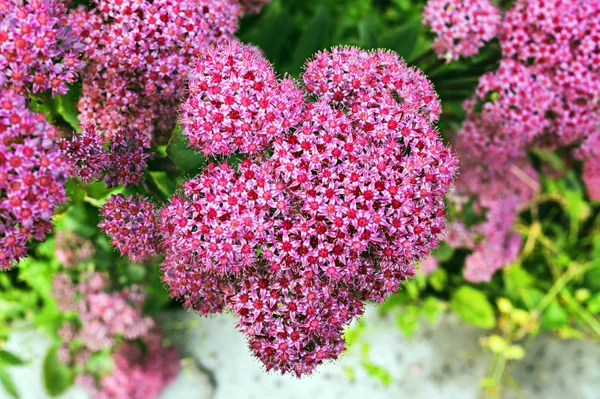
[0,0,599,398]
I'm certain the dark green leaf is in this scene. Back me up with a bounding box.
[166,125,206,174]
[450,286,496,329]
[0,351,26,367]
[379,23,419,60]
[43,346,72,397]
[358,19,377,49]
[291,6,331,74]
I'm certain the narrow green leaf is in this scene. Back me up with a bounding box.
[361,361,393,386]
[450,286,496,329]
[0,351,26,367]
[0,369,19,399]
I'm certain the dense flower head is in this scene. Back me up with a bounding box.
[0,0,85,95]
[77,331,179,399]
[59,124,108,183]
[230,266,365,376]
[160,161,283,275]
[302,47,441,122]
[423,0,501,61]
[103,127,151,187]
[99,194,160,262]
[0,89,68,270]
[181,41,304,156]
[69,0,241,138]
[500,0,600,146]
[54,230,95,268]
[161,46,458,375]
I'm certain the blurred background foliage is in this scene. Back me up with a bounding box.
[1,0,598,398]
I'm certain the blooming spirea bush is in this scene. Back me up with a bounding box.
[0,0,84,96]
[0,89,68,270]
[69,0,241,138]
[446,0,600,281]
[99,194,160,262]
[423,0,501,61]
[160,44,458,376]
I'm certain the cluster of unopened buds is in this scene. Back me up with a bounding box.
[99,42,458,376]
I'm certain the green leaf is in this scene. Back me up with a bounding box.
[541,300,568,329]
[361,360,393,386]
[54,84,81,131]
[422,297,444,323]
[450,286,496,329]
[587,293,600,314]
[428,268,447,292]
[43,346,72,397]
[0,369,19,399]
[503,264,534,301]
[358,19,377,49]
[379,23,419,60]
[166,125,205,174]
[245,5,291,68]
[396,305,421,338]
[291,6,331,75]
[0,351,26,367]
[432,242,454,262]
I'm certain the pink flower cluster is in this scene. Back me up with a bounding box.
[99,194,160,262]
[160,44,458,376]
[69,0,240,139]
[54,230,95,268]
[52,271,178,399]
[76,331,179,399]
[53,271,153,357]
[0,0,84,96]
[0,89,68,270]
[423,0,501,61]
[180,41,304,155]
[60,124,151,187]
[450,0,600,281]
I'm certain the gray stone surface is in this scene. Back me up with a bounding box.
[2,307,599,399]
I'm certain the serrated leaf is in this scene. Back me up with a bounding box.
[450,286,496,329]
[43,346,72,397]
[0,369,19,399]
[166,125,205,174]
[0,351,26,367]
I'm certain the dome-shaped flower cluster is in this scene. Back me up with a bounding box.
[423,0,501,61]
[0,89,69,270]
[181,41,304,156]
[0,0,85,96]
[99,194,160,262]
[69,0,241,139]
[158,45,458,376]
